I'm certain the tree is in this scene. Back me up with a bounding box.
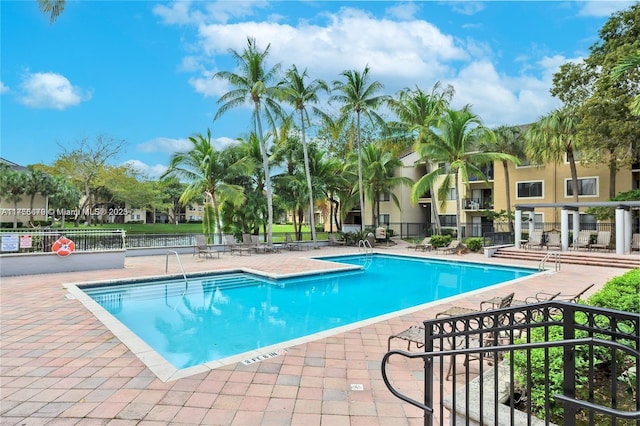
[479,125,524,234]
[387,83,455,234]
[612,51,640,115]
[48,176,82,229]
[0,166,27,229]
[411,106,517,239]
[24,165,54,226]
[357,144,412,227]
[213,37,284,246]
[162,129,247,244]
[37,0,65,24]
[279,65,329,248]
[524,107,581,202]
[51,135,126,226]
[331,66,388,231]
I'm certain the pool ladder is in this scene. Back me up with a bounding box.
[358,239,373,254]
[165,249,189,292]
[539,251,561,272]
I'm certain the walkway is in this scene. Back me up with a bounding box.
[1,242,630,425]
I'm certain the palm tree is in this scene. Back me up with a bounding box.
[279,65,329,248]
[525,107,581,202]
[37,0,65,23]
[612,51,640,115]
[162,129,247,244]
[331,66,388,231]
[411,106,518,239]
[213,37,284,246]
[24,165,54,226]
[357,144,413,226]
[308,149,347,234]
[479,125,524,234]
[49,176,82,229]
[387,83,454,234]
[0,166,28,229]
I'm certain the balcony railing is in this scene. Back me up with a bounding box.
[382,302,640,426]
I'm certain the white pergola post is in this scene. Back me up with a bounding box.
[561,209,570,251]
[515,210,523,249]
[624,209,632,253]
[572,211,580,248]
[616,207,625,255]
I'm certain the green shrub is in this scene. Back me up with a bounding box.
[430,234,451,248]
[587,269,640,314]
[465,237,483,252]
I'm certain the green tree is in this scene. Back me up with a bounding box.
[331,66,388,231]
[479,125,524,234]
[24,165,55,226]
[357,144,412,227]
[524,107,581,202]
[48,176,82,229]
[163,129,247,244]
[279,65,329,248]
[0,166,28,229]
[612,51,640,115]
[213,37,284,246]
[411,106,516,239]
[387,83,454,234]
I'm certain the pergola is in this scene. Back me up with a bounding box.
[514,201,640,255]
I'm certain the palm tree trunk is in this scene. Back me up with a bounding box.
[211,193,223,244]
[300,111,317,248]
[567,149,580,202]
[356,112,365,231]
[254,104,273,245]
[502,160,514,234]
[455,173,462,239]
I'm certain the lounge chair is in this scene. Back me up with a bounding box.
[525,230,544,250]
[249,235,268,254]
[285,233,302,251]
[227,234,252,256]
[223,234,239,254]
[532,283,595,303]
[632,233,640,251]
[194,234,220,259]
[328,234,346,246]
[545,232,561,250]
[571,230,592,251]
[436,240,460,254]
[415,237,433,252]
[590,231,611,252]
[387,325,425,354]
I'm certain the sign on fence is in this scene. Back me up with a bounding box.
[1,234,19,252]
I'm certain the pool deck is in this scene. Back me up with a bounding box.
[1,241,633,425]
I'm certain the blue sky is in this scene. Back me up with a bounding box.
[1,0,635,178]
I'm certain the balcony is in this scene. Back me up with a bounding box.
[462,197,492,210]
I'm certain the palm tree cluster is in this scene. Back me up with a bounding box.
[162,37,523,245]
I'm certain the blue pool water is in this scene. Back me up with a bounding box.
[82,254,536,369]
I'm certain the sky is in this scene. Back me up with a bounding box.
[1,0,636,179]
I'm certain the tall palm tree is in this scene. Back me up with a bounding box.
[279,65,329,248]
[213,37,284,245]
[308,150,347,234]
[357,144,413,226]
[24,165,54,226]
[0,166,27,229]
[387,83,454,234]
[479,125,524,234]
[48,176,82,229]
[525,107,581,202]
[612,51,640,115]
[162,129,247,244]
[411,106,518,239]
[331,66,388,231]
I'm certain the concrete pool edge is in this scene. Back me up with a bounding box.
[63,255,549,382]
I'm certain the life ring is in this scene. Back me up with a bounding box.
[52,236,75,257]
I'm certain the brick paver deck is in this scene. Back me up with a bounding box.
[1,241,631,425]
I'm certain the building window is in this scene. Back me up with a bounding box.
[380,192,390,202]
[438,162,451,173]
[379,214,390,225]
[565,177,598,197]
[439,215,457,227]
[516,181,543,198]
[446,188,457,200]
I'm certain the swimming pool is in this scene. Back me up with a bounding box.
[73,254,537,379]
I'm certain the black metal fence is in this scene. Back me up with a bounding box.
[0,229,126,254]
[382,302,640,425]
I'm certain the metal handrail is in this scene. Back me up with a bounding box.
[165,250,188,289]
[357,239,373,254]
[539,250,561,271]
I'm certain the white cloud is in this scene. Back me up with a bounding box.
[0,81,9,94]
[576,1,635,17]
[18,72,91,110]
[137,137,192,154]
[449,1,485,16]
[385,2,420,20]
[123,159,167,180]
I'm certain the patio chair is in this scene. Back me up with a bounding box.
[285,233,302,251]
[415,237,433,252]
[387,325,425,354]
[436,240,460,255]
[525,230,544,250]
[328,234,346,246]
[632,233,640,251]
[226,234,252,256]
[589,231,611,252]
[531,283,595,303]
[194,234,220,259]
[571,230,592,251]
[249,235,268,254]
[545,232,561,250]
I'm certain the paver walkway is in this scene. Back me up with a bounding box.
[1,241,631,425]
